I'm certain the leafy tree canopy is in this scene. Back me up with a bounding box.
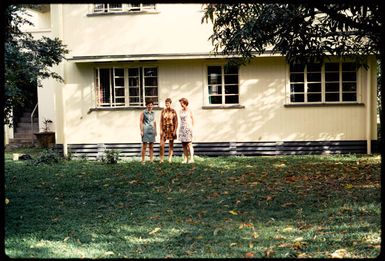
[202,3,381,66]
[4,5,68,126]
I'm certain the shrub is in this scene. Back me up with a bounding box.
[101,149,120,164]
[32,149,61,165]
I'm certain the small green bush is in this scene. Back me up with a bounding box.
[32,149,61,165]
[101,149,120,164]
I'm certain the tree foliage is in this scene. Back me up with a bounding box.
[202,3,381,65]
[4,5,68,125]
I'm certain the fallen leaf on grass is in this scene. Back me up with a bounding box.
[264,247,274,257]
[252,232,259,239]
[331,249,350,258]
[293,241,306,250]
[344,184,353,189]
[239,223,254,229]
[229,210,238,215]
[297,253,309,258]
[245,252,254,258]
[229,243,237,247]
[281,202,296,207]
[5,198,9,205]
[213,228,222,236]
[282,226,294,232]
[149,227,161,235]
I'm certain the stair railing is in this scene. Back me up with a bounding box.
[31,103,38,145]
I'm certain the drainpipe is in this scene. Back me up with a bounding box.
[366,59,372,154]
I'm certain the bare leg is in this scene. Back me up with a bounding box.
[141,143,147,163]
[149,143,154,162]
[160,137,165,163]
[182,143,188,163]
[168,140,174,163]
[187,142,194,163]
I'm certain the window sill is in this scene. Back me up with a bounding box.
[284,102,364,107]
[88,106,163,114]
[202,105,245,110]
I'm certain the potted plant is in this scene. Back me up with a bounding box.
[34,118,56,148]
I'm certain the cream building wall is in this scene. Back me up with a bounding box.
[20,4,377,149]
[60,57,377,144]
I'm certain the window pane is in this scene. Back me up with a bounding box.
[290,64,305,72]
[325,93,340,101]
[325,72,339,81]
[307,63,321,72]
[115,88,124,96]
[290,84,304,92]
[307,93,321,102]
[307,83,321,92]
[130,97,140,104]
[208,66,222,84]
[129,88,139,96]
[144,87,157,97]
[208,85,222,95]
[144,68,157,77]
[114,68,124,77]
[225,95,239,104]
[290,94,304,102]
[225,85,238,94]
[115,78,124,86]
[342,63,356,71]
[290,73,304,82]
[325,83,339,92]
[128,68,139,76]
[115,98,125,104]
[109,4,122,10]
[224,65,238,74]
[342,72,356,81]
[307,72,321,82]
[342,83,356,92]
[144,77,157,86]
[209,96,222,104]
[343,93,356,101]
[225,75,238,84]
[325,63,339,71]
[99,69,111,104]
[129,78,139,86]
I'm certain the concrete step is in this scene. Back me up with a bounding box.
[9,137,35,144]
[17,117,39,124]
[14,132,37,139]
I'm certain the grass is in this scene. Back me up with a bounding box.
[4,148,381,258]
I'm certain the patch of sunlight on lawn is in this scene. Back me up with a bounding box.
[6,237,113,258]
[117,225,185,245]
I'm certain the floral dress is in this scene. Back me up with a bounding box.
[161,108,177,140]
[179,109,193,142]
[142,110,155,143]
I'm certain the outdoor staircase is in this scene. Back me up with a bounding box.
[8,112,39,148]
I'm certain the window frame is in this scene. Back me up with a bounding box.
[205,64,240,106]
[287,60,360,104]
[95,66,159,108]
[90,3,156,15]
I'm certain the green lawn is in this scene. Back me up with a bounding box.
[4,148,381,258]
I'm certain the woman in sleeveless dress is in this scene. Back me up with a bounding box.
[160,98,178,163]
[178,97,194,163]
[140,100,157,164]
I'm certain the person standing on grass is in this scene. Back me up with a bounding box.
[140,99,157,164]
[178,97,195,163]
[160,98,178,163]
